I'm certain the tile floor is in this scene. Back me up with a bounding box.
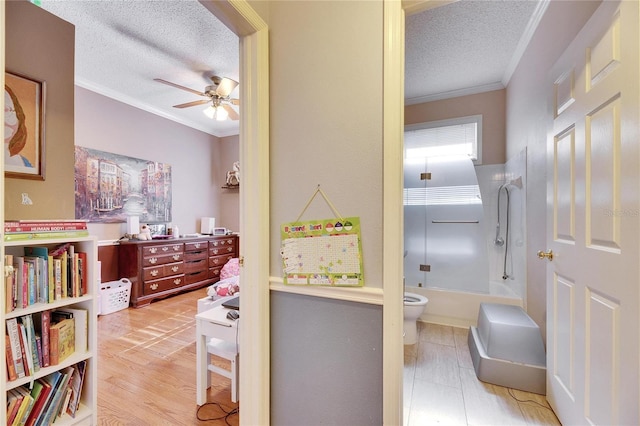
[404,322,561,426]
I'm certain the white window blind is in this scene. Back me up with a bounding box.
[405,116,482,163]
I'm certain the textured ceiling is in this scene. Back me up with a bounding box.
[39,0,240,137]
[406,0,544,104]
[38,0,543,136]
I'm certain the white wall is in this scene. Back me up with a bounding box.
[74,86,237,240]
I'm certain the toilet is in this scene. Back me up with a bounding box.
[404,292,429,345]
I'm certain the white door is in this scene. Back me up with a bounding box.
[546,1,639,424]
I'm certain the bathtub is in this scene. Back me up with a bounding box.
[407,282,523,328]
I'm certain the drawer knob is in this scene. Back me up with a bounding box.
[173,254,180,260]
[150,283,158,290]
[162,246,169,252]
[151,270,159,277]
[227,247,233,252]
[150,247,158,254]
[212,241,219,246]
[213,249,219,255]
[173,246,180,251]
[213,270,219,276]
[194,243,201,248]
[227,239,233,244]
[150,257,158,264]
[213,259,220,265]
[174,278,182,285]
[171,266,179,272]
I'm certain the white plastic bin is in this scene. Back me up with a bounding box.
[99,278,132,315]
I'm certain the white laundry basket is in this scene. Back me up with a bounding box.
[99,278,132,315]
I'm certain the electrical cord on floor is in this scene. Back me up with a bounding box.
[507,388,554,411]
[196,402,239,425]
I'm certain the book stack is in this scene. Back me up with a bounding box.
[6,360,87,425]
[4,220,88,242]
[5,243,89,313]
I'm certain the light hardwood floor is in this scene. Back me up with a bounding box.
[97,288,238,425]
[404,322,561,426]
[97,289,559,425]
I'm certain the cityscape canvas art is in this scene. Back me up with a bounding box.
[74,146,172,223]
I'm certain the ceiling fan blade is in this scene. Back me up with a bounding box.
[222,104,239,121]
[229,98,240,106]
[154,78,206,97]
[215,77,239,98]
[173,99,210,109]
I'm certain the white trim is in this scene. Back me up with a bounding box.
[197,1,270,425]
[501,0,550,87]
[383,1,405,424]
[405,81,504,105]
[270,279,384,305]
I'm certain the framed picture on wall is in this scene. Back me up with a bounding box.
[4,71,46,180]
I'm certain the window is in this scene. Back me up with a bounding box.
[404,115,483,164]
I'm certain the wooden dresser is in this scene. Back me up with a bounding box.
[118,235,238,307]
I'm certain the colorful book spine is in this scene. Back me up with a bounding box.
[6,318,26,378]
[6,334,17,381]
[4,230,89,242]
[4,220,87,233]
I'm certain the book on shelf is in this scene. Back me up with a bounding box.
[39,366,74,426]
[5,254,15,313]
[12,256,27,309]
[23,258,37,306]
[5,334,17,381]
[18,322,33,376]
[24,378,53,426]
[7,389,23,425]
[24,246,53,303]
[36,370,63,426]
[4,230,89,242]
[66,360,86,418]
[20,314,41,373]
[56,308,88,353]
[5,318,26,378]
[4,220,87,233]
[49,318,74,365]
[33,310,51,368]
[12,386,34,426]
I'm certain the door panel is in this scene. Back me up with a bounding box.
[547,1,639,425]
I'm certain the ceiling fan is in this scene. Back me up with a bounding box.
[154,75,240,121]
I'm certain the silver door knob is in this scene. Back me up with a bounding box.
[537,250,553,261]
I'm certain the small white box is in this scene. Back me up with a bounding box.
[200,217,216,234]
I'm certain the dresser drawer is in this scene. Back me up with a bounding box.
[143,252,183,267]
[184,257,208,274]
[208,267,222,280]
[184,249,208,262]
[209,245,235,257]
[185,241,208,251]
[142,243,183,256]
[144,275,185,295]
[209,238,236,247]
[209,254,234,268]
[185,269,208,284]
[143,261,183,281]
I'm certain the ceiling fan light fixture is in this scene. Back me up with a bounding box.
[215,105,229,121]
[203,105,216,119]
[203,104,229,121]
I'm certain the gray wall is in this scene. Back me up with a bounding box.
[270,292,383,425]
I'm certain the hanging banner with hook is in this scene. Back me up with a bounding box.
[280,217,364,286]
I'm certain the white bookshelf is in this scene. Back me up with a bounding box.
[2,236,98,425]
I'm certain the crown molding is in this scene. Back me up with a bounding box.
[405,81,505,105]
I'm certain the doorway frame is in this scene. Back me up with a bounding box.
[197,1,269,424]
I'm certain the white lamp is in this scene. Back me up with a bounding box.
[126,216,140,235]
